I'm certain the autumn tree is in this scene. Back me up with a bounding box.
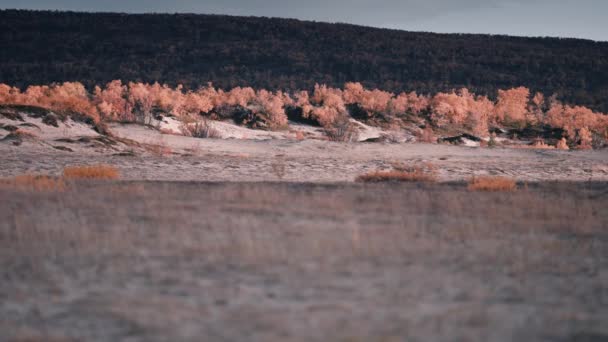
[494,87,530,125]
[94,80,131,121]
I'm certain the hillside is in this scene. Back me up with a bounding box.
[1,9,608,111]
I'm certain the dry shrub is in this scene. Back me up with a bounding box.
[530,139,554,149]
[0,174,65,191]
[271,158,287,180]
[324,117,359,142]
[13,129,38,138]
[293,130,305,140]
[357,163,437,183]
[468,176,517,192]
[148,143,172,157]
[180,120,221,139]
[62,165,120,180]
[145,136,173,157]
[513,138,555,149]
[356,170,436,183]
[418,126,437,143]
[556,137,569,150]
[144,142,173,157]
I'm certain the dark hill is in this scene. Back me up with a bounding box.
[1,9,607,111]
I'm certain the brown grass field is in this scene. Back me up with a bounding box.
[1,180,607,341]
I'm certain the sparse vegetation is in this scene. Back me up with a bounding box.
[0,174,65,192]
[324,117,359,142]
[357,163,437,183]
[62,165,120,180]
[180,120,221,139]
[1,181,606,341]
[468,176,517,192]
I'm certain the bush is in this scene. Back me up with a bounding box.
[324,117,359,142]
[357,163,437,183]
[62,165,120,180]
[418,126,437,143]
[468,176,517,192]
[356,170,437,183]
[556,138,569,150]
[180,120,221,139]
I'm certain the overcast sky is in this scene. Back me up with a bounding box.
[1,0,606,41]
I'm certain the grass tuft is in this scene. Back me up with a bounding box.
[62,165,120,180]
[468,176,517,192]
[357,163,437,183]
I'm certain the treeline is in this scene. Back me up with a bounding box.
[1,81,606,149]
[1,10,608,112]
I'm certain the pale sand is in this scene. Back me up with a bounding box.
[1,114,607,182]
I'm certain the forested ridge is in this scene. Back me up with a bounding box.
[1,9,607,111]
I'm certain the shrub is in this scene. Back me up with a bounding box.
[467,176,517,192]
[180,120,221,139]
[357,163,437,183]
[418,126,437,143]
[488,133,498,147]
[324,117,359,142]
[512,139,555,149]
[356,170,437,183]
[146,139,173,157]
[62,165,120,180]
[556,137,569,150]
[293,130,305,140]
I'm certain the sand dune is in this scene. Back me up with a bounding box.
[1,110,607,182]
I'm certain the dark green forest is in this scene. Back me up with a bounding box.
[1,10,607,111]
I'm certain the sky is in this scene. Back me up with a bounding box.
[1,0,606,41]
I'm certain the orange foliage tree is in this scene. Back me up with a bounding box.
[0,81,607,143]
[494,87,530,125]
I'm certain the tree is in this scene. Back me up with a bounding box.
[494,87,530,125]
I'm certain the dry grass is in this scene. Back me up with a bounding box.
[357,163,438,183]
[1,181,606,341]
[324,118,359,142]
[0,174,65,192]
[62,165,120,180]
[180,120,221,139]
[511,139,556,150]
[468,176,517,192]
[146,143,173,156]
[292,130,306,140]
[12,129,38,138]
[143,135,173,157]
